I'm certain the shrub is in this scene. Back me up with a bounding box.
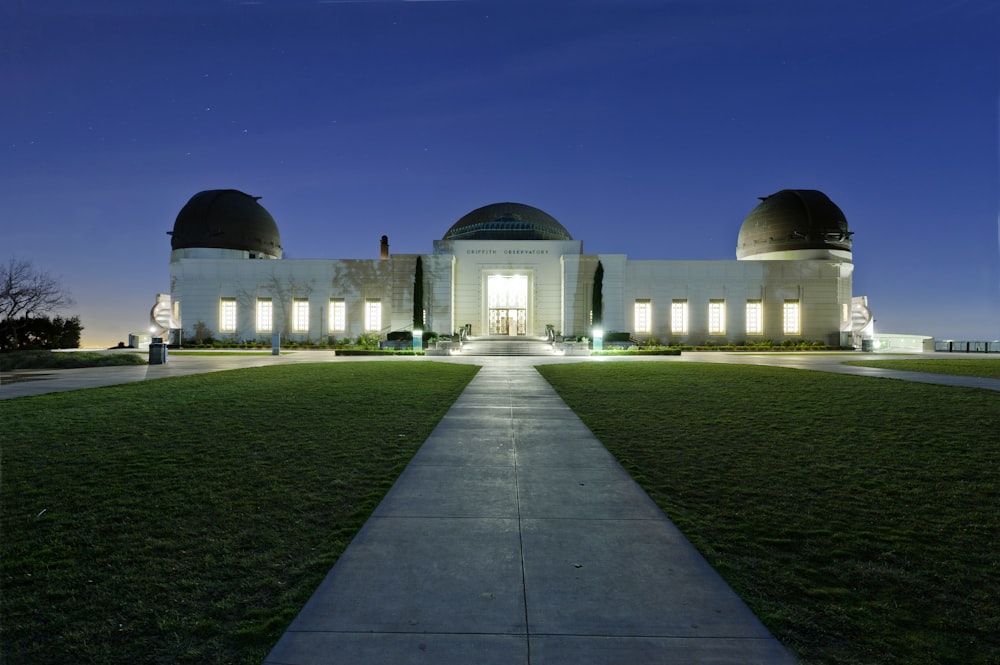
[604,331,632,343]
[355,333,381,350]
[189,321,214,344]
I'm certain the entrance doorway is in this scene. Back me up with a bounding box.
[487,274,528,336]
[489,308,526,336]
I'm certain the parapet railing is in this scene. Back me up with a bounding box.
[935,341,1000,353]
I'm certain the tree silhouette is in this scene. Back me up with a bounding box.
[592,260,604,327]
[413,255,424,330]
[1,257,75,350]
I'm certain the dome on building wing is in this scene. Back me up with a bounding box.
[170,189,283,257]
[736,189,853,260]
[443,202,572,241]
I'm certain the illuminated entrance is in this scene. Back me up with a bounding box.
[488,274,528,335]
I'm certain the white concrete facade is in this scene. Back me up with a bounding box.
[169,235,854,346]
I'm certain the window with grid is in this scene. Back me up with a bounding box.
[292,299,309,333]
[329,299,346,332]
[256,298,272,332]
[365,299,382,332]
[783,300,800,334]
[745,300,763,335]
[219,298,236,333]
[634,300,651,334]
[708,300,726,334]
[671,300,688,334]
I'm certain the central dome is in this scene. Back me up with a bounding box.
[444,202,572,241]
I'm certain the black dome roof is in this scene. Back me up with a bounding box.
[736,190,852,259]
[170,189,282,255]
[444,202,572,241]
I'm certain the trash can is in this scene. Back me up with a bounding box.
[861,339,873,352]
[149,337,167,364]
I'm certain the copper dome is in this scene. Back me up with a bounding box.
[444,202,572,241]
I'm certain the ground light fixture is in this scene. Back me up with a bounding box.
[593,327,604,352]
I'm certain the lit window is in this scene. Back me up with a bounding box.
[671,300,688,334]
[256,298,272,332]
[219,298,236,333]
[708,300,726,334]
[783,300,801,334]
[634,299,651,334]
[366,299,382,332]
[329,299,346,332]
[745,300,763,335]
[292,299,309,333]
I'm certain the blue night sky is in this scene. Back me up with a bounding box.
[3,0,998,347]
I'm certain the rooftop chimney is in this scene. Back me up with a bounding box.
[380,235,389,260]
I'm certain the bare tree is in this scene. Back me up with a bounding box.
[0,257,75,347]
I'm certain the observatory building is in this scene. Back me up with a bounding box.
[160,189,870,348]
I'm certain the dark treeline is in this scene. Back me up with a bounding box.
[0,316,83,351]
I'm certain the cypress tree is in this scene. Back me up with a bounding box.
[592,260,604,327]
[413,256,424,330]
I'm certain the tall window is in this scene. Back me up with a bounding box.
[219,298,236,333]
[292,299,309,333]
[708,300,726,335]
[783,300,801,335]
[671,300,688,334]
[365,299,382,332]
[256,298,272,332]
[329,299,346,332]
[634,299,651,334]
[745,300,763,335]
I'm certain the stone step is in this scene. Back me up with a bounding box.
[459,338,555,356]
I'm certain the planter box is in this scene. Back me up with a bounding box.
[557,341,591,356]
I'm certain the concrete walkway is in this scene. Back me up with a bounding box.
[263,359,797,664]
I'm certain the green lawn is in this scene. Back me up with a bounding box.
[536,362,999,665]
[4,360,998,664]
[0,350,147,371]
[843,358,1000,379]
[0,362,478,664]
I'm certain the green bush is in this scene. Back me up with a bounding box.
[355,333,381,350]
[604,331,632,343]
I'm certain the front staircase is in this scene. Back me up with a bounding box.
[458,336,557,356]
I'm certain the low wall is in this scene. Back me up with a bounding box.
[871,334,935,353]
[935,340,1000,353]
